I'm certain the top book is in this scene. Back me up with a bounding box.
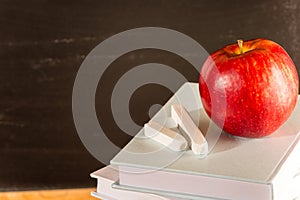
[111,82,300,200]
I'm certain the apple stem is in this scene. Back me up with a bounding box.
[237,39,243,54]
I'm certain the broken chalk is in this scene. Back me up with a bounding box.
[171,104,208,157]
[144,121,188,152]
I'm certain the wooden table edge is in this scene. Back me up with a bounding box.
[0,187,99,200]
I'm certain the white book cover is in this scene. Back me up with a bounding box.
[90,165,188,200]
[110,82,300,200]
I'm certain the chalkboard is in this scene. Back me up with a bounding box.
[0,0,299,191]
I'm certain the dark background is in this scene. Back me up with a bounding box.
[0,0,299,191]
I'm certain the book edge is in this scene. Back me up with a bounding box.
[112,181,221,200]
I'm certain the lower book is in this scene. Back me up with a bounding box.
[90,165,206,200]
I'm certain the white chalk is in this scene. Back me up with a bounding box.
[144,121,188,152]
[171,104,208,157]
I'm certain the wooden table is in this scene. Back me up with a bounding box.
[0,188,98,200]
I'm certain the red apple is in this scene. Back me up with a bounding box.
[199,38,299,138]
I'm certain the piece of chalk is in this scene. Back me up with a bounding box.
[144,121,188,152]
[171,104,208,157]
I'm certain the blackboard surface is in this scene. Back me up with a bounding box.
[0,0,299,191]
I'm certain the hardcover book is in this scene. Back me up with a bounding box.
[110,83,300,200]
[90,165,186,200]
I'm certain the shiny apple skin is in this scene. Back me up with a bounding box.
[199,39,299,138]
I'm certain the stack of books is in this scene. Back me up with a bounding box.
[91,83,300,200]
